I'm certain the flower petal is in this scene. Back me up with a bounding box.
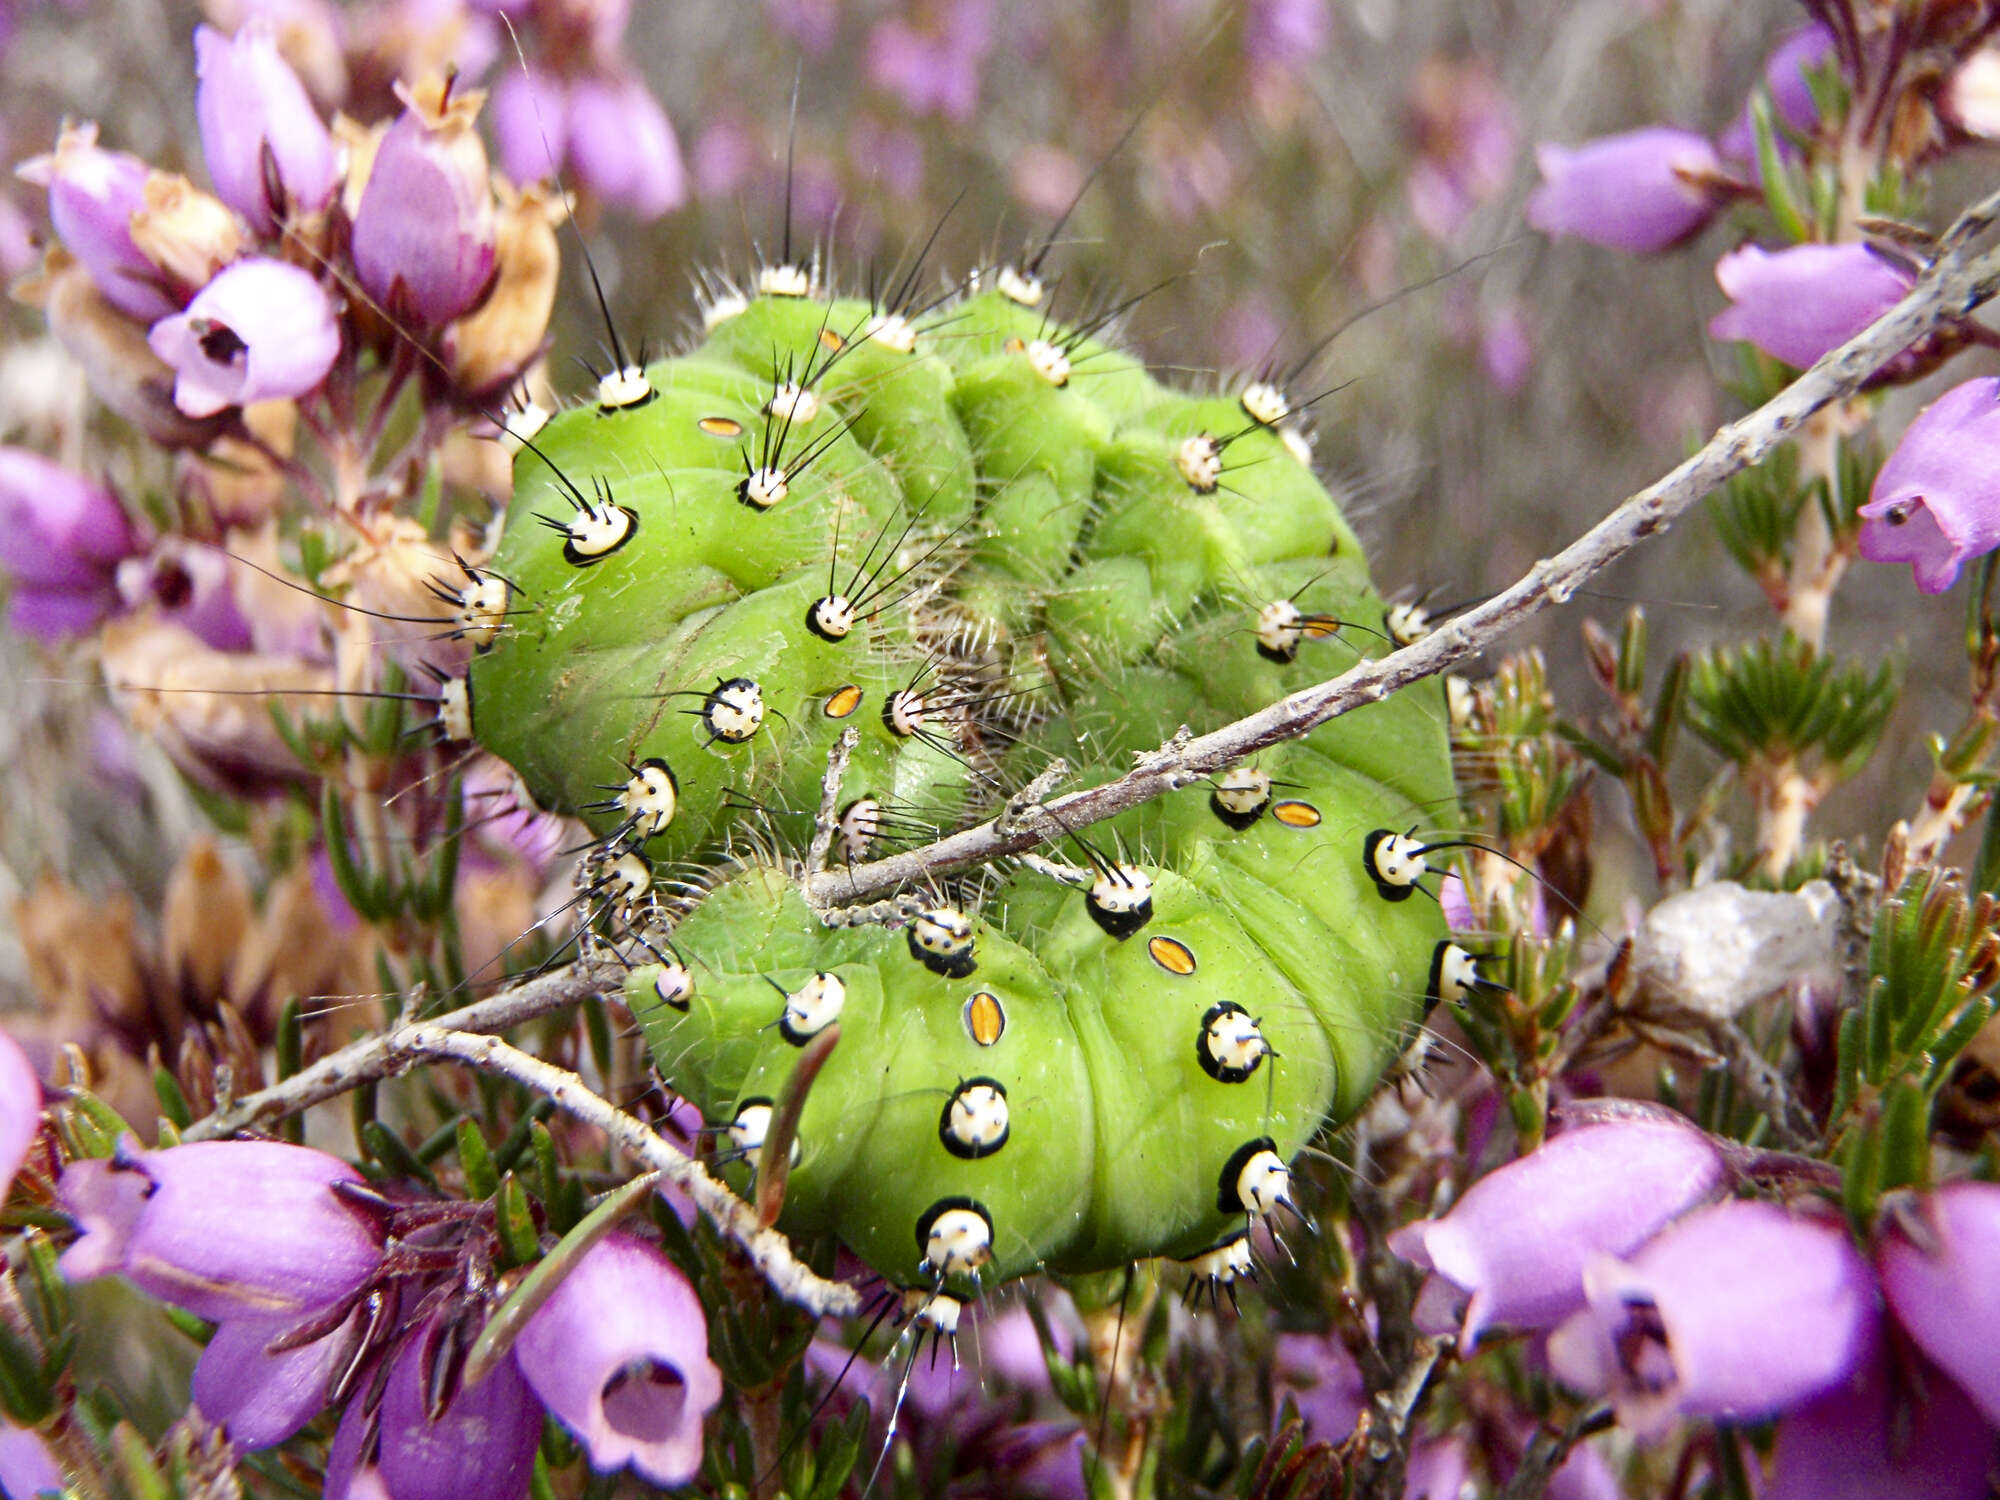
[1387,1119,1727,1350]
[0,1028,42,1205]
[1770,1339,1997,1500]
[192,1313,352,1450]
[1708,243,1913,369]
[1858,378,2000,594]
[377,1325,541,1500]
[1879,1182,2000,1427]
[1549,1200,1877,1439]
[58,1140,383,1321]
[1526,128,1726,254]
[514,1232,722,1487]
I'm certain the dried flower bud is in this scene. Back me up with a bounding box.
[331,111,386,220]
[444,178,563,394]
[14,248,225,448]
[103,616,330,794]
[177,400,296,529]
[16,121,177,320]
[322,512,467,675]
[351,74,497,326]
[194,20,340,235]
[128,171,246,303]
[147,256,341,417]
[161,838,253,1007]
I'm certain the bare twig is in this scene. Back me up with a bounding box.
[804,188,2000,910]
[804,728,858,879]
[391,1025,862,1316]
[1495,1405,1615,1500]
[181,962,862,1313]
[181,960,622,1141]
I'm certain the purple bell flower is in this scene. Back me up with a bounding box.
[0,1027,40,1203]
[1403,1437,1471,1500]
[488,64,566,189]
[16,122,176,321]
[1387,1119,1727,1350]
[194,21,339,235]
[1708,243,1914,369]
[1857,378,2000,594]
[375,1317,542,1500]
[0,447,140,642]
[513,1232,722,1486]
[1878,1182,2000,1427]
[866,0,991,123]
[567,73,685,220]
[192,1310,357,1450]
[1526,127,1729,254]
[116,539,254,651]
[57,1139,385,1322]
[1273,1331,1365,1442]
[1245,0,1329,76]
[146,256,340,417]
[1769,1337,1997,1500]
[1719,25,1837,165]
[491,67,684,221]
[1546,1200,1878,1439]
[351,76,497,326]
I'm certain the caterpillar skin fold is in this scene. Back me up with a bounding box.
[470,279,1456,1305]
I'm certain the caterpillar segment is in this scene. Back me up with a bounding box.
[472,274,1457,1304]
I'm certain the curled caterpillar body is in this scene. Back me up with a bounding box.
[473,277,1454,1301]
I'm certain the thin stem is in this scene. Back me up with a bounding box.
[182,960,620,1140]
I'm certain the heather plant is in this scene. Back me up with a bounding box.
[7,3,2000,1499]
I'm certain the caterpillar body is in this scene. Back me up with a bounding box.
[467,278,1457,1308]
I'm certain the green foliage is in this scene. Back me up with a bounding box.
[1684,632,1899,782]
[1833,869,2000,1217]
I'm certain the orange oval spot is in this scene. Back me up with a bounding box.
[1272,800,1322,828]
[1302,617,1341,640]
[963,991,1006,1047]
[1002,335,1025,354]
[698,416,743,437]
[823,684,863,719]
[819,327,846,352]
[1148,936,1196,976]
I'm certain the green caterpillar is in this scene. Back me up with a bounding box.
[463,262,1458,1328]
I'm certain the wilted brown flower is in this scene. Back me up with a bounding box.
[129,172,246,300]
[445,179,565,397]
[12,248,226,449]
[103,616,334,794]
